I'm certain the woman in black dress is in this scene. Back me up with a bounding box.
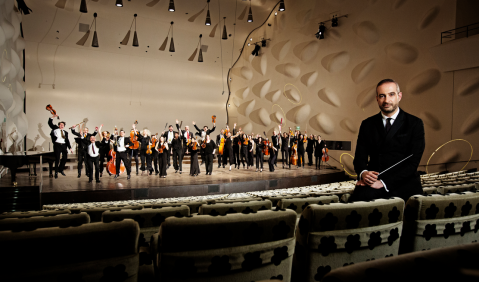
[268,142,277,172]
[99,130,112,177]
[156,136,168,178]
[189,137,200,176]
[306,134,315,166]
[239,133,249,169]
[247,134,254,168]
[203,135,216,175]
[315,135,325,169]
[296,134,306,168]
[254,136,265,172]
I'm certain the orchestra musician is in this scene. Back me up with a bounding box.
[163,125,177,168]
[315,135,326,170]
[130,124,140,176]
[171,132,184,174]
[271,130,281,167]
[176,119,192,155]
[268,142,278,172]
[247,134,255,168]
[87,135,102,183]
[138,129,153,175]
[193,120,216,166]
[150,134,159,175]
[222,128,237,171]
[188,137,200,176]
[279,126,290,169]
[232,124,240,168]
[48,115,73,178]
[253,135,265,172]
[297,133,305,168]
[306,134,316,166]
[71,124,98,178]
[216,129,225,168]
[203,134,216,175]
[238,133,249,169]
[156,136,169,178]
[112,129,132,180]
[99,130,113,177]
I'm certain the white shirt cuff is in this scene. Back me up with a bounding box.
[380,180,389,192]
[359,170,368,180]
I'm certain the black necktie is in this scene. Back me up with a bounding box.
[92,144,95,154]
[385,118,392,133]
[61,130,65,139]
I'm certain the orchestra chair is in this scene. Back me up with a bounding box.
[0,219,140,282]
[294,198,405,281]
[400,191,479,254]
[0,212,90,232]
[322,242,479,282]
[198,200,273,216]
[151,209,297,281]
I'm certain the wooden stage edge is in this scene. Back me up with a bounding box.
[1,166,349,206]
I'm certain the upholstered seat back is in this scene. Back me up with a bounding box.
[156,210,297,282]
[0,212,90,232]
[151,201,206,214]
[278,196,339,217]
[294,198,405,281]
[71,205,144,222]
[0,219,140,282]
[401,192,479,253]
[437,183,477,195]
[0,209,70,219]
[198,200,272,216]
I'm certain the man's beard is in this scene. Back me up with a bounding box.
[380,102,398,114]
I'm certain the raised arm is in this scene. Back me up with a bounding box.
[48,117,57,130]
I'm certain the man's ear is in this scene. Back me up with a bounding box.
[398,91,402,102]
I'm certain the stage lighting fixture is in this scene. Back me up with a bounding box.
[116,0,123,7]
[80,0,87,13]
[16,0,32,14]
[205,0,211,25]
[168,0,175,12]
[261,39,267,47]
[247,1,253,23]
[169,22,175,52]
[198,34,203,62]
[332,16,338,27]
[279,0,285,11]
[133,14,139,47]
[315,22,325,39]
[251,44,260,56]
[92,13,99,47]
[222,17,228,40]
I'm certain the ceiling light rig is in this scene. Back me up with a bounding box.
[247,0,253,23]
[160,22,175,52]
[168,0,175,12]
[133,14,139,47]
[278,0,285,12]
[92,13,99,47]
[205,0,211,26]
[315,14,348,39]
[121,14,139,46]
[250,38,270,56]
[80,0,87,13]
[222,17,228,40]
[198,34,204,62]
[116,0,123,7]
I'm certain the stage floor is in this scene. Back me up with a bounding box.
[0,163,348,208]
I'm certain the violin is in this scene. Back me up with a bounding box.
[263,139,270,155]
[46,104,59,119]
[130,120,140,150]
[322,146,330,162]
[243,137,249,145]
[146,132,158,155]
[201,139,207,148]
[158,143,166,154]
[212,115,216,123]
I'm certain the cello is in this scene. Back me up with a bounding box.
[262,131,270,156]
[107,127,126,175]
[290,140,298,166]
[130,120,140,150]
[322,146,330,162]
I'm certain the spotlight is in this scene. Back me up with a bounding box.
[116,0,123,7]
[279,0,285,12]
[168,0,175,12]
[198,34,203,62]
[205,0,211,26]
[261,39,267,47]
[247,1,253,23]
[222,17,228,40]
[332,16,338,27]
[251,44,260,56]
[17,0,32,14]
[228,104,231,107]
[315,22,325,39]
[80,0,87,13]
[133,14,139,47]
[169,22,175,52]
[92,13,99,47]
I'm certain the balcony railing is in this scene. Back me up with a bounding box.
[441,22,479,44]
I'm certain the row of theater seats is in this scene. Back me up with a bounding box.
[2,188,479,281]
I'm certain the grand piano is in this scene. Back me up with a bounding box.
[0,151,56,184]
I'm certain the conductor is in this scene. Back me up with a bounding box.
[349,78,425,202]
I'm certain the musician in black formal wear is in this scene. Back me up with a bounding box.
[314,135,326,170]
[71,124,98,178]
[253,136,265,172]
[138,129,153,175]
[87,135,101,183]
[150,134,159,175]
[176,119,193,155]
[223,130,236,171]
[238,133,249,169]
[279,126,291,169]
[271,130,281,167]
[163,125,177,168]
[306,134,316,166]
[112,129,132,180]
[247,134,255,168]
[99,130,112,177]
[232,124,240,168]
[193,120,216,165]
[297,134,306,168]
[350,78,425,202]
[171,132,184,174]
[156,136,169,178]
[48,115,73,178]
[268,143,278,172]
[216,129,226,168]
[203,135,216,175]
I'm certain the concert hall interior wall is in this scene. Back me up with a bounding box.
[1,0,476,173]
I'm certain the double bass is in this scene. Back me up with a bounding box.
[130,120,140,150]
[107,127,126,175]
[290,140,298,166]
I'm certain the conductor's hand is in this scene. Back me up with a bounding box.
[361,171,379,186]
[370,180,384,189]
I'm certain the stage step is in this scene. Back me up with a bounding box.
[0,186,40,212]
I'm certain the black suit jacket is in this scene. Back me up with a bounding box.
[176,124,193,146]
[71,128,98,150]
[271,135,280,148]
[194,124,216,138]
[110,135,133,152]
[353,109,425,200]
[48,118,71,149]
[163,130,178,144]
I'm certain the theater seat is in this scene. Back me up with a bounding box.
[151,209,297,282]
[277,195,339,221]
[322,242,479,282]
[294,198,405,281]
[0,209,70,219]
[0,219,140,281]
[198,200,273,216]
[71,205,144,222]
[437,183,477,194]
[0,212,90,232]
[400,191,479,254]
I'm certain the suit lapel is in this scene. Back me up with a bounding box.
[385,109,405,143]
[375,113,386,139]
